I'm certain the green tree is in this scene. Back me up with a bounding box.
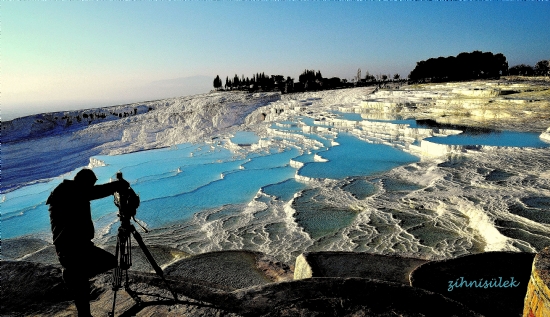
[284,76,294,93]
[364,71,375,82]
[509,64,534,76]
[213,75,222,90]
[315,70,323,81]
[298,69,323,91]
[233,74,240,89]
[535,60,550,76]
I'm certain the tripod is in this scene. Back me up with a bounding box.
[109,216,178,316]
[109,175,178,317]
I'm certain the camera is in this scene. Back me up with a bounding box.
[113,172,140,220]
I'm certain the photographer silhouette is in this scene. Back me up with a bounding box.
[47,168,129,317]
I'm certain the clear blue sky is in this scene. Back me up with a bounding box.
[3,1,549,120]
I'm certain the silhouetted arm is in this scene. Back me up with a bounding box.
[88,181,127,201]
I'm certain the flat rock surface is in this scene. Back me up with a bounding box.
[18,245,60,265]
[2,238,51,260]
[0,261,70,315]
[410,251,535,317]
[102,244,190,273]
[163,250,289,291]
[297,251,429,284]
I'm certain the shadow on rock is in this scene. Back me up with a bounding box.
[410,251,535,317]
[157,274,482,317]
[0,261,72,315]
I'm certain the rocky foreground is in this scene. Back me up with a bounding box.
[1,237,536,317]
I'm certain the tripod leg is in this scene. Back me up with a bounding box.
[130,229,164,276]
[130,228,178,302]
[124,269,142,305]
[109,289,118,317]
[110,236,122,317]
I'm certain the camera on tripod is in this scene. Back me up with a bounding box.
[114,172,140,221]
[109,172,178,316]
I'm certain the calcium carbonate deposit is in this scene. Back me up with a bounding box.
[3,79,550,263]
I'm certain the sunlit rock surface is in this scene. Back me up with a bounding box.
[3,92,280,191]
[294,251,428,284]
[524,247,550,317]
[163,250,293,290]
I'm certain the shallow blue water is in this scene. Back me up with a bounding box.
[1,127,420,239]
[299,133,420,179]
[361,117,550,148]
[5,114,547,242]
[300,117,315,126]
[231,131,260,145]
[138,165,298,228]
[1,143,243,239]
[243,148,299,170]
[263,179,307,201]
[300,116,334,128]
[426,131,550,147]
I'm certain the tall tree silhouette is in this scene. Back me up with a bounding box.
[535,60,550,76]
[213,75,222,90]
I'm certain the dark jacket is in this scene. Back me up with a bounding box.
[46,179,122,253]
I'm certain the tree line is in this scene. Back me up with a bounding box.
[213,72,282,92]
[408,51,509,83]
[213,51,549,93]
[213,70,356,94]
[408,50,549,83]
[213,69,404,94]
[508,60,550,77]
